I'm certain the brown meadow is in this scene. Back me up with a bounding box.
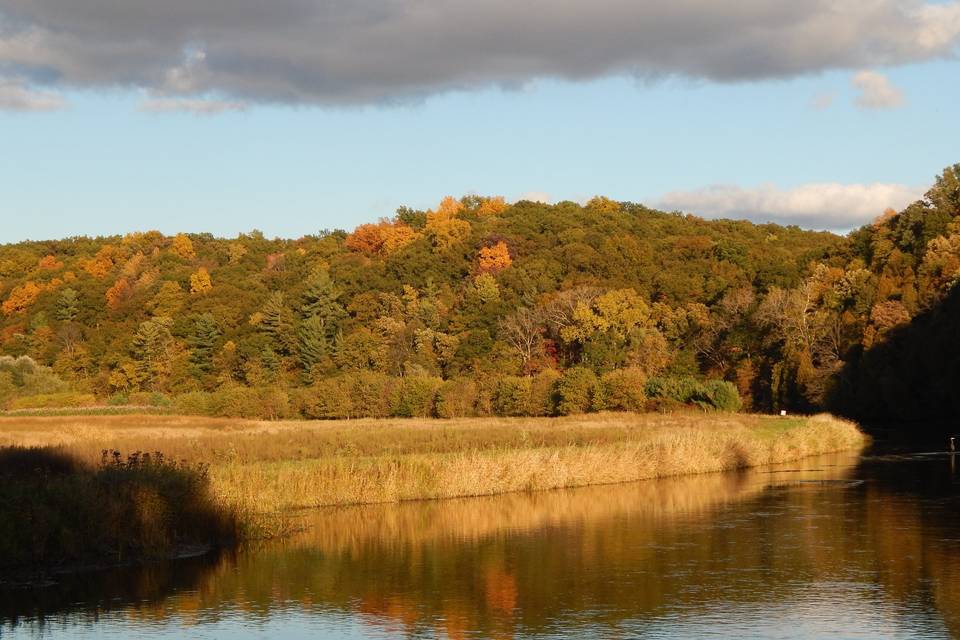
[0,412,867,513]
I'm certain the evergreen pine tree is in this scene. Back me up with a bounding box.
[188,313,221,375]
[55,288,80,322]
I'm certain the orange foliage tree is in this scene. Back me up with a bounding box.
[345,220,417,256]
[37,255,64,271]
[2,281,43,316]
[105,278,132,311]
[82,245,119,279]
[478,241,512,274]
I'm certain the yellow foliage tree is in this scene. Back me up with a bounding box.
[170,233,196,260]
[478,241,512,274]
[190,267,213,294]
[476,196,508,217]
[586,196,621,214]
[2,281,43,316]
[425,199,470,252]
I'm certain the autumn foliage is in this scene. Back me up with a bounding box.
[478,241,512,274]
[345,220,418,256]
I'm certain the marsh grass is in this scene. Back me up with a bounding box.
[0,412,867,515]
[0,447,239,573]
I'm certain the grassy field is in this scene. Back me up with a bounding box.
[0,412,867,513]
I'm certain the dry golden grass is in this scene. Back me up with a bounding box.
[0,412,867,513]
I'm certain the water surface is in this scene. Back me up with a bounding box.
[4,448,960,639]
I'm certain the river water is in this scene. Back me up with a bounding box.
[3,448,960,639]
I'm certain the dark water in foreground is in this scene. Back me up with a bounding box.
[3,448,960,639]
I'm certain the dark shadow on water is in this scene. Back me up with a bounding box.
[0,446,238,583]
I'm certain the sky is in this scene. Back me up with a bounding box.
[1,1,959,242]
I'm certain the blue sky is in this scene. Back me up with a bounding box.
[2,1,959,242]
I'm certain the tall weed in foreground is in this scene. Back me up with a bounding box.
[0,447,239,572]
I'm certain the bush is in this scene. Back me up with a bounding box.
[390,375,443,418]
[646,376,742,412]
[555,367,601,416]
[435,378,478,418]
[296,377,353,419]
[491,376,532,417]
[645,376,702,405]
[0,356,68,397]
[697,380,743,412]
[173,391,213,416]
[601,368,647,412]
[528,369,561,416]
[347,371,395,418]
[0,447,238,570]
[6,392,98,410]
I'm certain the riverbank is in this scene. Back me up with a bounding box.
[0,412,867,514]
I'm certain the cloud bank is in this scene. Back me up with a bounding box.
[658,182,924,231]
[0,77,64,111]
[1,1,959,107]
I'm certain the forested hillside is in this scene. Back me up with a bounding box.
[1,164,958,422]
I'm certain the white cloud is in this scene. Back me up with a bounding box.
[0,78,66,111]
[516,191,553,204]
[852,70,906,109]
[658,182,923,231]
[138,96,247,115]
[0,1,959,106]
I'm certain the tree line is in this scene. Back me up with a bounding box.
[1,168,957,422]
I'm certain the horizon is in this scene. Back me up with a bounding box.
[0,194,860,245]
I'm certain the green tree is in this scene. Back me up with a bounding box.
[55,288,80,322]
[259,292,296,356]
[131,316,175,390]
[187,313,221,377]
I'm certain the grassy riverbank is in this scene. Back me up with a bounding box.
[1,412,867,514]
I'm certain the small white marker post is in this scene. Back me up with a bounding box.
[780,410,787,417]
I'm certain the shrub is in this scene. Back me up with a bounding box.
[646,376,742,412]
[697,379,743,412]
[297,377,353,419]
[435,378,478,418]
[0,356,68,397]
[645,376,702,405]
[491,376,532,417]
[6,392,98,410]
[555,367,601,416]
[0,447,238,570]
[347,371,395,418]
[173,391,214,416]
[601,368,647,412]
[528,369,561,416]
[390,375,443,418]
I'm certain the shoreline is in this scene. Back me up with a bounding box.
[1,411,869,512]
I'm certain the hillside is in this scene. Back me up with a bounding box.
[1,165,958,423]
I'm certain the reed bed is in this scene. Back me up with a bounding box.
[0,412,867,513]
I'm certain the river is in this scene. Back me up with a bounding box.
[3,447,959,639]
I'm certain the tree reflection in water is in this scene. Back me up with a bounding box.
[4,448,960,639]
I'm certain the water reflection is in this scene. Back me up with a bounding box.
[4,449,960,639]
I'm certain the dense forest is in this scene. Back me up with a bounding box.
[1,163,957,423]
